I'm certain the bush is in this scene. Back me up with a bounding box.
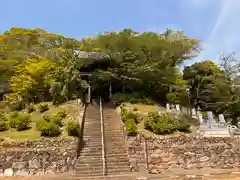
[15,112,31,131]
[0,121,8,132]
[0,112,7,121]
[120,108,139,123]
[7,111,31,130]
[6,111,19,128]
[125,119,137,136]
[66,119,79,136]
[174,118,190,132]
[51,115,63,127]
[36,117,48,131]
[38,103,49,113]
[55,110,67,119]
[27,103,36,113]
[144,112,190,135]
[36,118,61,137]
[40,123,61,137]
[0,113,8,132]
[42,115,51,122]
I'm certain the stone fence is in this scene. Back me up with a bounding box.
[0,137,78,176]
[126,135,240,174]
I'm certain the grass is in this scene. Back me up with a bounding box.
[122,102,160,114]
[0,123,41,140]
[0,100,82,141]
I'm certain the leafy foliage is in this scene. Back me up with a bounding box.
[0,27,240,124]
[0,121,8,132]
[120,107,139,123]
[36,117,61,137]
[144,112,190,134]
[112,93,153,106]
[27,103,35,113]
[38,103,49,113]
[66,119,79,137]
[6,111,31,130]
[125,119,137,136]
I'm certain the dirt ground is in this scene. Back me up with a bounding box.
[0,173,239,180]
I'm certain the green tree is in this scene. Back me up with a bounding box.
[5,55,56,109]
[183,60,234,114]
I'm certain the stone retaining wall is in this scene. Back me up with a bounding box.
[126,135,240,174]
[0,137,78,176]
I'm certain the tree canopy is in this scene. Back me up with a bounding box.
[0,27,239,124]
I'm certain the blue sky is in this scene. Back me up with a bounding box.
[0,0,239,66]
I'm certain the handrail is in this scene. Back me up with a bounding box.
[99,96,106,176]
[76,102,88,158]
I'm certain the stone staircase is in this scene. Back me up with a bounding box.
[103,102,131,175]
[74,103,103,178]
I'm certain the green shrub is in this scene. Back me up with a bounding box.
[51,115,63,127]
[174,118,190,132]
[66,119,79,136]
[121,108,139,123]
[0,112,7,121]
[36,118,61,137]
[38,103,49,113]
[15,113,31,131]
[42,115,51,122]
[125,119,137,136]
[55,110,67,119]
[27,103,36,113]
[36,117,47,131]
[0,113,8,132]
[40,122,61,137]
[144,112,190,135]
[6,111,19,128]
[0,121,8,132]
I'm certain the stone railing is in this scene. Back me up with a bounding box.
[126,135,240,174]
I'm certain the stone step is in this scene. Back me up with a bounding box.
[105,152,128,157]
[81,149,102,152]
[105,150,127,154]
[75,162,102,167]
[78,153,102,157]
[106,156,129,161]
[75,167,102,172]
[106,167,131,175]
[106,161,129,166]
[74,170,102,177]
[77,159,102,163]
